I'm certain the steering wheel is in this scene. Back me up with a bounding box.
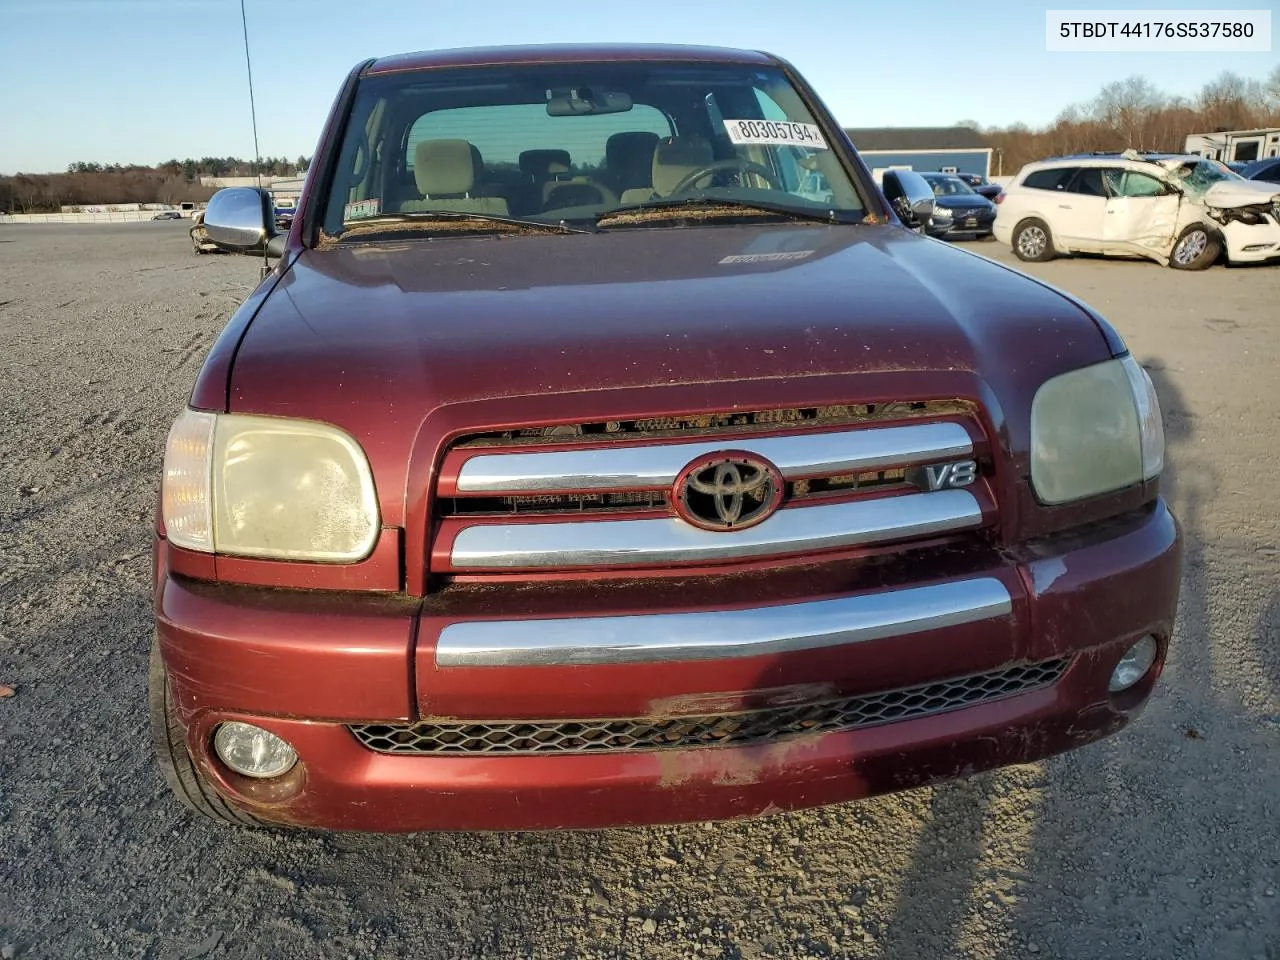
[668,159,784,196]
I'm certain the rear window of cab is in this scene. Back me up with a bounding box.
[406,103,674,173]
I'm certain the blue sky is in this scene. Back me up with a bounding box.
[1,0,1275,173]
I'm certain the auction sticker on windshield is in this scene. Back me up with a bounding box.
[724,119,828,150]
[344,198,381,220]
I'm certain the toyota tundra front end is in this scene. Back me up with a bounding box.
[150,43,1181,831]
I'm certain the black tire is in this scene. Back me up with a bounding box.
[1012,218,1055,262]
[149,635,263,827]
[1168,224,1220,271]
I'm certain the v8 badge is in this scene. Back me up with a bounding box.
[908,459,978,491]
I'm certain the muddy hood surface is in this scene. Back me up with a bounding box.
[233,224,1110,410]
[229,223,1114,516]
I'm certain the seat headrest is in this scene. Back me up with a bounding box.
[652,136,714,195]
[415,140,480,196]
[605,131,660,188]
[606,131,660,166]
[519,149,572,180]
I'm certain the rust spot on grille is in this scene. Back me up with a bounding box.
[647,683,836,718]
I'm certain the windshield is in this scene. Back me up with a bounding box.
[1169,158,1244,198]
[922,175,975,197]
[321,61,865,237]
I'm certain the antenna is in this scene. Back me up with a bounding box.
[239,0,271,278]
[240,0,262,189]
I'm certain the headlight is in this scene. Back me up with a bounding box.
[932,207,953,220]
[162,409,379,561]
[1030,356,1164,504]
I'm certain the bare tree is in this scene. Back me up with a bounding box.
[12,175,43,213]
[973,65,1280,174]
[1198,71,1255,131]
[1044,104,1088,157]
[1092,76,1165,148]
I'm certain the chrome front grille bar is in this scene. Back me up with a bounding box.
[449,489,982,569]
[435,577,1014,666]
[454,421,973,494]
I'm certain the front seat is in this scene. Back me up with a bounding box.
[620,136,715,205]
[400,139,509,214]
[603,131,660,195]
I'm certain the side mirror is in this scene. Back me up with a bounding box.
[882,170,935,230]
[203,187,286,258]
[910,194,937,222]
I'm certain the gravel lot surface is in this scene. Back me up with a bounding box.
[1,223,1277,960]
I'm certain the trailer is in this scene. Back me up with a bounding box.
[1185,128,1280,165]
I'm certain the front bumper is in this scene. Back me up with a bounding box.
[992,217,1014,246]
[938,209,996,237]
[1220,218,1280,263]
[155,500,1181,832]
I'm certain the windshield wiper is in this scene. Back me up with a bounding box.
[596,196,856,228]
[339,210,596,237]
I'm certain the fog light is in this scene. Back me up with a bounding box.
[213,722,298,779]
[1109,635,1158,693]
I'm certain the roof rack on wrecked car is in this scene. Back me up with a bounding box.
[1044,149,1171,162]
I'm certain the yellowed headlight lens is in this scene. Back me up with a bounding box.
[1030,358,1154,505]
[161,409,379,562]
[212,414,379,562]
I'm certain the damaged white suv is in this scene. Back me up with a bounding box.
[994,151,1280,270]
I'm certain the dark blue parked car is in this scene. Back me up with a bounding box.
[920,172,996,239]
[1239,158,1280,184]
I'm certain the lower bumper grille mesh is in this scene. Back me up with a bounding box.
[349,658,1069,756]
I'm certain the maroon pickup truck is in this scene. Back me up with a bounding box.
[152,44,1181,831]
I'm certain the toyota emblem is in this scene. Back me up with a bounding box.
[673,452,784,531]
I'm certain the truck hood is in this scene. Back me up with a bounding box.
[230,224,1112,523]
[1199,178,1280,210]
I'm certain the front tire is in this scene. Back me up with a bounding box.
[1013,218,1055,262]
[1169,225,1219,270]
[149,635,263,827]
